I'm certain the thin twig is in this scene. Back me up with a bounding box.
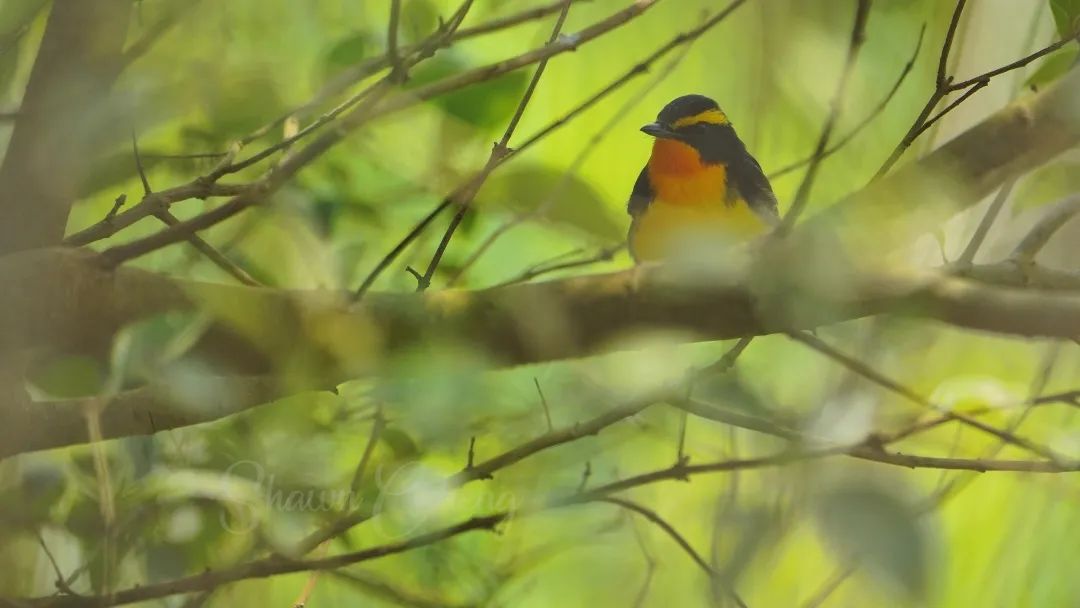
[387,0,404,81]
[768,24,925,180]
[800,565,857,608]
[599,497,748,608]
[917,77,988,134]
[1011,193,1080,261]
[491,244,624,287]
[131,132,260,285]
[955,179,1017,265]
[448,20,703,286]
[415,0,574,291]
[349,408,386,493]
[788,331,1068,464]
[353,0,748,297]
[534,378,554,432]
[779,0,873,230]
[874,0,966,177]
[949,26,1080,90]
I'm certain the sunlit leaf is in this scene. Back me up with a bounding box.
[480,165,624,241]
[1050,0,1080,37]
[816,480,929,598]
[1025,46,1079,91]
[407,52,529,129]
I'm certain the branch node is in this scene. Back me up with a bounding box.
[104,194,127,222]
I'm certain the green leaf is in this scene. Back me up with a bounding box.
[201,71,286,142]
[816,481,929,598]
[1024,46,1079,91]
[25,355,106,399]
[1050,0,1080,37]
[322,31,374,80]
[480,165,624,241]
[111,311,210,386]
[380,427,422,460]
[399,0,439,44]
[1012,161,1080,212]
[0,0,46,97]
[407,52,529,129]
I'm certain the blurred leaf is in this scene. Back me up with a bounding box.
[408,52,528,129]
[146,543,188,582]
[1025,46,1078,90]
[200,69,286,142]
[0,0,45,35]
[0,0,40,99]
[111,311,209,385]
[481,165,624,241]
[1050,0,1080,37]
[1012,161,1080,212]
[79,148,165,198]
[0,459,65,528]
[322,31,374,80]
[400,0,439,44]
[929,375,1020,413]
[25,355,106,399]
[381,427,422,460]
[0,0,44,100]
[816,481,928,598]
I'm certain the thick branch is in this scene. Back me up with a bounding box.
[807,64,1080,256]
[0,0,131,254]
[4,248,1080,457]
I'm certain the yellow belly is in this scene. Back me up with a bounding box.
[630,198,769,262]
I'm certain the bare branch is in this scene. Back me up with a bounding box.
[1011,193,1080,261]
[948,27,1080,90]
[787,331,1068,463]
[955,179,1017,266]
[0,0,132,254]
[599,497,748,608]
[415,0,575,291]
[779,0,873,230]
[354,0,748,297]
[769,23,925,180]
[100,0,669,267]
[387,0,405,80]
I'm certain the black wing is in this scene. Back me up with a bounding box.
[728,149,779,225]
[626,165,653,262]
[626,165,653,218]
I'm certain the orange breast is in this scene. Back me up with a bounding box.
[647,139,727,205]
[630,139,768,262]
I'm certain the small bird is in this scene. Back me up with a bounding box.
[627,94,778,262]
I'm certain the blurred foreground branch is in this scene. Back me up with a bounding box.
[2,246,1080,458]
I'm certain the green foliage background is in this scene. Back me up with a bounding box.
[2,0,1080,606]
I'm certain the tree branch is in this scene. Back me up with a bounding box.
[779,0,872,229]
[5,247,1080,458]
[0,0,132,254]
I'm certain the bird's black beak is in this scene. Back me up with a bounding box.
[640,122,677,139]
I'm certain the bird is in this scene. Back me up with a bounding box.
[627,94,778,263]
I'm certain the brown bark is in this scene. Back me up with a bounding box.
[0,0,131,254]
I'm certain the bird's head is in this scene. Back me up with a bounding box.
[640,94,730,147]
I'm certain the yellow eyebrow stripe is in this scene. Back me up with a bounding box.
[672,108,728,127]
